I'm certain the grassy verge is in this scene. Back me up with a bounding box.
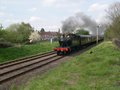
[19,41,120,90]
[0,42,58,63]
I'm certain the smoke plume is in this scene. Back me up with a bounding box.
[62,12,100,35]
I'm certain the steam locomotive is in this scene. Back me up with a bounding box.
[54,33,103,55]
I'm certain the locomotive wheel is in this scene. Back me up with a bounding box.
[66,50,71,55]
[57,51,60,55]
[63,51,67,55]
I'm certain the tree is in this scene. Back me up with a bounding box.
[0,24,4,37]
[105,2,120,48]
[40,28,45,33]
[76,28,89,35]
[104,27,114,40]
[105,2,120,40]
[0,24,13,48]
[106,2,120,21]
[5,23,19,31]
[17,22,34,42]
[0,24,3,30]
[5,22,34,43]
[0,24,6,40]
[29,31,41,43]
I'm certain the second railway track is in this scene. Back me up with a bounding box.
[0,51,65,84]
[0,51,55,69]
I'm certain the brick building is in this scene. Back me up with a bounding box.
[39,32,60,40]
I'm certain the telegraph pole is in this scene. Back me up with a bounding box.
[96,25,100,44]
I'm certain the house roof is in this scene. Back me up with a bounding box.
[39,32,59,36]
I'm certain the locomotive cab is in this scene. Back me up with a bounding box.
[54,34,72,55]
[54,34,81,55]
[59,34,72,47]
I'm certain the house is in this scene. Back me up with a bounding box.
[39,31,60,40]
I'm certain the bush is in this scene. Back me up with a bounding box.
[113,38,120,49]
[105,2,120,41]
[0,38,13,48]
[104,28,113,40]
[5,22,33,43]
[29,31,41,43]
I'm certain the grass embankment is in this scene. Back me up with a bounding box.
[20,41,120,90]
[0,42,58,63]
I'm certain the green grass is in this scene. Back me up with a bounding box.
[0,42,58,63]
[19,41,120,90]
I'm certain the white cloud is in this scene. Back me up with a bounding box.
[55,3,78,8]
[88,3,109,23]
[29,16,41,22]
[0,6,7,10]
[74,9,82,14]
[28,7,37,12]
[42,0,83,7]
[95,14,105,23]
[42,0,57,6]
[0,0,115,32]
[88,3,108,12]
[2,18,23,28]
[27,16,61,31]
[0,12,5,16]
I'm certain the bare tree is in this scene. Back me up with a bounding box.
[106,2,120,21]
[105,2,120,47]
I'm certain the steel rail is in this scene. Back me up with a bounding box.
[0,56,64,84]
[0,51,55,69]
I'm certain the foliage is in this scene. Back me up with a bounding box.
[17,22,34,42]
[4,30,18,43]
[29,31,41,43]
[5,23,19,31]
[19,42,120,90]
[110,16,120,39]
[104,27,113,40]
[105,2,120,40]
[104,2,120,48]
[0,40,13,48]
[0,41,58,63]
[0,24,3,30]
[5,22,33,43]
[106,2,120,21]
[76,28,89,35]
[0,24,5,38]
[0,24,13,48]
[113,38,120,48]
[40,28,45,33]
[0,29,6,39]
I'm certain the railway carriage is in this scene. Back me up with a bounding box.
[54,33,103,55]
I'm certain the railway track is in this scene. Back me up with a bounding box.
[0,51,55,67]
[0,51,64,84]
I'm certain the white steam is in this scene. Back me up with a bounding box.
[62,12,104,35]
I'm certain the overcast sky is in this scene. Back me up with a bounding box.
[0,0,119,31]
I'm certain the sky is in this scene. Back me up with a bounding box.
[0,0,119,32]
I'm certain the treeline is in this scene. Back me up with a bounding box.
[0,22,36,47]
[0,22,33,43]
[75,28,89,35]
